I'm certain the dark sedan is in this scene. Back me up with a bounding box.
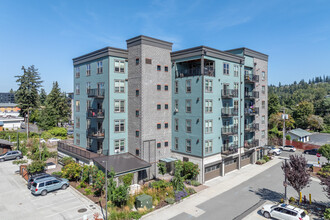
[303,148,319,155]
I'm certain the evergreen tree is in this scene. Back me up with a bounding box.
[268,94,281,116]
[39,88,47,106]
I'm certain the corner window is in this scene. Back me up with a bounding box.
[97,61,103,74]
[76,117,80,129]
[262,86,266,94]
[136,110,139,117]
[86,82,91,93]
[205,120,213,133]
[205,100,213,113]
[262,71,265,80]
[262,130,266,138]
[165,66,168,72]
[114,120,125,133]
[205,79,213,92]
[135,130,139,137]
[223,63,229,75]
[205,140,213,154]
[234,65,239,77]
[136,149,140,156]
[262,115,265,124]
[75,83,80,95]
[186,100,191,113]
[157,65,161,71]
[75,67,80,78]
[186,80,191,93]
[76,133,80,145]
[114,60,125,73]
[174,100,179,112]
[136,89,139,96]
[262,101,266,109]
[186,139,191,153]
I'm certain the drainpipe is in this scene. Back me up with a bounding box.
[238,62,242,170]
[201,51,205,183]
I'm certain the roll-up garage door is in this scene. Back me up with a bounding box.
[241,153,252,167]
[204,163,221,181]
[224,158,238,174]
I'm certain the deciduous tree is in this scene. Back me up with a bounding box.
[318,144,330,163]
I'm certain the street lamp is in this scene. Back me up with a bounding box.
[102,160,108,220]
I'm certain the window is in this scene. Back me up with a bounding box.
[86,119,90,129]
[174,119,179,131]
[157,104,161,110]
[205,140,213,154]
[136,149,140,156]
[223,63,229,75]
[76,133,80,145]
[75,67,80,78]
[136,89,139,96]
[86,100,91,110]
[175,100,179,112]
[157,65,161,71]
[234,82,239,90]
[175,138,179,150]
[205,120,213,133]
[165,66,168,72]
[157,123,161,129]
[234,65,239,77]
[86,64,91,76]
[97,61,103,74]
[87,138,91,149]
[186,80,191,93]
[86,82,91,93]
[205,100,213,113]
[157,142,161,148]
[186,139,191,152]
[164,84,168,91]
[186,100,191,113]
[114,60,125,73]
[114,139,125,152]
[262,71,265,80]
[165,104,169,109]
[262,101,266,109]
[135,130,139,137]
[136,110,139,117]
[75,100,80,112]
[114,120,125,132]
[145,58,152,64]
[136,58,140,65]
[175,81,178,93]
[205,79,213,92]
[115,80,125,93]
[114,100,125,112]
[157,84,161,91]
[164,141,169,147]
[75,83,80,95]
[262,86,266,94]
[262,115,265,124]
[76,117,80,128]
[165,122,169,129]
[262,130,265,138]
[46,180,53,186]
[186,120,191,133]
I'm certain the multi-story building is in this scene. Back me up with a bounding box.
[0,93,15,103]
[59,35,268,183]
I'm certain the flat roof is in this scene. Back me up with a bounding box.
[0,103,17,107]
[126,35,173,50]
[225,47,268,61]
[73,47,128,65]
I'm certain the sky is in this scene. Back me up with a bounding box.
[1,0,330,93]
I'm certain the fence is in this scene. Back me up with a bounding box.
[285,140,320,150]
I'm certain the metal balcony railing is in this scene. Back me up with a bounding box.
[244,139,259,149]
[244,91,259,99]
[222,144,239,155]
[222,89,238,98]
[221,108,239,117]
[57,141,99,160]
[244,74,259,83]
[244,107,259,115]
[87,108,105,119]
[244,123,259,132]
[221,126,238,135]
[87,89,105,98]
[87,128,105,139]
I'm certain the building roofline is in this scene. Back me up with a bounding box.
[73,47,128,65]
[225,47,268,61]
[126,35,173,50]
[171,46,245,64]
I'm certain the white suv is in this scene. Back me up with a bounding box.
[261,204,309,220]
[280,145,296,152]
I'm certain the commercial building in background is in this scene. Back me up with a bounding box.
[58,35,268,183]
[0,93,15,104]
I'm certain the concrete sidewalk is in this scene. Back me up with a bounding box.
[142,158,282,220]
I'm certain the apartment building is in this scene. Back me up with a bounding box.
[59,35,268,183]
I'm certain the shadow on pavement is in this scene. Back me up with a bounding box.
[253,188,283,203]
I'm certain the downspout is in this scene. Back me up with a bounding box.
[201,51,205,183]
[238,60,243,170]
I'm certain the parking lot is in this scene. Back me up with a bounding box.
[0,160,102,220]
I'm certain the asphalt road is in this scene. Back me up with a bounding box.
[170,151,328,220]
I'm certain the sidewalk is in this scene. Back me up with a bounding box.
[142,158,282,220]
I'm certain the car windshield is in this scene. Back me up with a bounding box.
[271,205,277,209]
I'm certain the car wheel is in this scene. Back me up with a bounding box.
[263,211,271,218]
[61,184,68,190]
[41,190,47,196]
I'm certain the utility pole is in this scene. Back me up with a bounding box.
[17,129,19,151]
[282,109,288,147]
[39,133,41,160]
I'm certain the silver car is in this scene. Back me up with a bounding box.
[30,176,69,196]
[0,150,23,162]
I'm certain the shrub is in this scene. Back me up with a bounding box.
[84,187,93,195]
[12,159,28,165]
[27,160,46,174]
[324,208,330,220]
[151,180,171,189]
[61,162,82,181]
[289,197,296,203]
[79,181,87,188]
[165,197,175,204]
[93,170,105,196]
[174,189,188,202]
[263,155,270,162]
[256,159,266,165]
[158,162,166,175]
[109,184,129,207]
[60,157,75,166]
[172,161,185,191]
[191,180,201,187]
[186,187,196,195]
[52,171,62,177]
[286,135,291,140]
[120,173,134,186]
[129,211,142,220]
[48,127,67,137]
[182,161,199,180]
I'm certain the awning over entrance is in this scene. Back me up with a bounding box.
[159,157,178,163]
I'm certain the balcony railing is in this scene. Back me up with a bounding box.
[87,128,105,139]
[87,108,105,119]
[87,89,105,98]
[222,89,238,98]
[175,66,215,78]
[244,91,259,99]
[222,143,239,155]
[244,139,259,149]
[221,108,239,117]
[244,107,259,115]
[244,123,259,132]
[245,74,259,83]
[221,126,238,135]
[58,141,99,160]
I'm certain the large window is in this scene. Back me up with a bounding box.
[223,63,229,75]
[114,120,125,132]
[205,79,213,92]
[186,139,191,153]
[76,117,80,128]
[186,80,191,93]
[75,100,80,112]
[114,100,125,113]
[262,71,265,80]
[262,86,266,94]
[86,82,91,93]
[114,60,125,73]
[175,138,179,150]
[186,100,191,113]
[114,80,125,93]
[97,61,103,74]
[86,64,91,76]
[186,119,191,133]
[76,133,80,145]
[205,140,213,154]
[75,83,80,95]
[205,100,213,113]
[205,120,213,133]
[75,67,80,78]
[114,139,125,152]
[234,65,239,77]
[175,118,179,131]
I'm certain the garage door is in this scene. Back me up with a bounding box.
[241,153,252,167]
[224,158,238,174]
[204,163,221,181]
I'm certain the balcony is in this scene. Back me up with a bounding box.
[245,74,259,83]
[222,89,238,98]
[87,108,105,119]
[57,141,99,160]
[221,108,239,117]
[244,107,259,115]
[175,59,215,78]
[222,143,239,156]
[244,123,259,132]
[244,91,259,99]
[87,128,105,139]
[221,126,238,135]
[87,89,105,98]
[244,139,259,149]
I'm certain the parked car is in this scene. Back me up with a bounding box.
[48,138,61,143]
[30,176,69,196]
[40,138,46,143]
[27,173,51,189]
[303,148,319,155]
[0,150,23,162]
[269,147,282,156]
[280,145,296,152]
[67,130,74,135]
[261,203,309,220]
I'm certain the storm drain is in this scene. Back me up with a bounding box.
[78,208,87,213]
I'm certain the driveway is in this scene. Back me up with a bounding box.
[308,133,330,146]
[0,160,102,220]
